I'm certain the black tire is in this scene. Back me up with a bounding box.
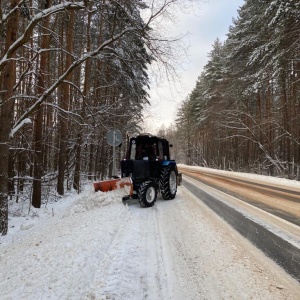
[138,181,157,208]
[160,166,177,200]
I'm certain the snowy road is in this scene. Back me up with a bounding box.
[1,182,300,299]
[179,166,300,225]
[181,172,300,281]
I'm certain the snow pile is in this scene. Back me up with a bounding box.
[65,188,126,216]
[2,185,126,246]
[0,187,131,299]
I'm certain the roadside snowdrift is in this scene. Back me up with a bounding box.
[1,179,299,299]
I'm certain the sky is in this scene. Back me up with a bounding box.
[142,0,245,133]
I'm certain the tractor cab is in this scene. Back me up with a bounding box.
[127,134,171,161]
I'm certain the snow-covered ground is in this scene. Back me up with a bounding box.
[1,173,300,299]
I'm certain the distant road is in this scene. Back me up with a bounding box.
[179,166,300,282]
[179,166,300,226]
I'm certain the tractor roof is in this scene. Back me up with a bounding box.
[133,134,167,143]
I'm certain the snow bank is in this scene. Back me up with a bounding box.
[2,185,127,246]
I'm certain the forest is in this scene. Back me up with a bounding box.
[0,0,189,235]
[168,0,300,181]
[1,0,299,235]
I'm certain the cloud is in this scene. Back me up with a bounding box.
[143,0,244,133]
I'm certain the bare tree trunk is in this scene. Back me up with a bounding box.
[73,7,92,188]
[32,0,52,208]
[32,106,43,208]
[73,134,82,192]
[0,0,19,235]
[57,10,75,195]
[7,150,15,197]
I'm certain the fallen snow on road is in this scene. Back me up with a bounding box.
[1,185,299,299]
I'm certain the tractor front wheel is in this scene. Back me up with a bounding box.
[138,181,157,208]
[160,167,177,200]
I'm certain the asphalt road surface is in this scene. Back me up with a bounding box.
[179,166,300,282]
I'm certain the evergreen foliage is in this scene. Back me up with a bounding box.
[174,0,300,179]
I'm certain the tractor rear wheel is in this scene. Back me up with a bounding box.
[160,166,177,200]
[138,181,157,207]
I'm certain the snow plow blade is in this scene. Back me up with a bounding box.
[93,177,133,196]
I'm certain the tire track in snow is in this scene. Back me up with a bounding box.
[85,203,170,300]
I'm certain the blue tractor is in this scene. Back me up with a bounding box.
[120,134,182,207]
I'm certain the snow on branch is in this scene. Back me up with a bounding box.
[9,118,31,138]
[11,26,137,132]
[0,0,26,26]
[0,2,87,70]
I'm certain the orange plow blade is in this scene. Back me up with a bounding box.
[93,177,133,196]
